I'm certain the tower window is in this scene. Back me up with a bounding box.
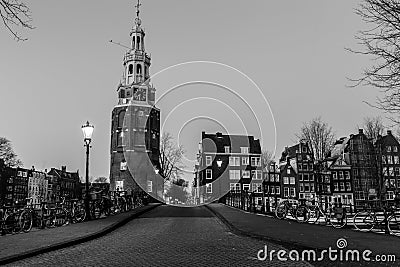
[118,110,126,128]
[137,36,141,50]
[136,64,142,74]
[128,64,133,75]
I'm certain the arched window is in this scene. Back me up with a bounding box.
[132,37,135,49]
[137,36,141,50]
[136,64,142,75]
[128,64,133,75]
[118,110,126,128]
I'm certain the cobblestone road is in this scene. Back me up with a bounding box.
[6,205,312,267]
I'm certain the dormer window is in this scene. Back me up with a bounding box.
[240,147,249,154]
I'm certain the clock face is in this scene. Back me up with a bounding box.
[133,87,146,101]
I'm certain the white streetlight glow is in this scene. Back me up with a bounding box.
[81,121,94,144]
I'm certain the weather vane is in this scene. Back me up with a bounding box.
[135,0,141,19]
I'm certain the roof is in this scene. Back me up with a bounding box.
[201,132,261,154]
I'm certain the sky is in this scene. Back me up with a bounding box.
[0,0,388,181]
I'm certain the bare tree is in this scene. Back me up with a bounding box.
[0,0,33,41]
[0,137,22,167]
[159,132,185,183]
[261,149,274,170]
[296,117,336,161]
[348,0,400,123]
[358,116,385,142]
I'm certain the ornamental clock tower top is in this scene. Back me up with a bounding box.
[117,0,155,106]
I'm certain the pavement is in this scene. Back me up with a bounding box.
[0,203,160,265]
[7,205,311,267]
[206,203,400,265]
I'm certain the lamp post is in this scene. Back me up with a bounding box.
[81,121,94,220]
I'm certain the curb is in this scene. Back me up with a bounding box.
[0,203,161,265]
[205,204,326,252]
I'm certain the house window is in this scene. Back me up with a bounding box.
[252,183,262,192]
[275,174,280,182]
[229,170,240,180]
[289,177,295,184]
[283,177,289,184]
[387,146,392,152]
[394,146,398,152]
[299,174,303,181]
[271,186,275,194]
[303,174,309,181]
[303,164,308,171]
[242,170,250,178]
[206,183,212,193]
[334,182,339,191]
[242,157,249,165]
[224,146,230,153]
[287,168,291,174]
[382,155,387,164]
[389,167,394,176]
[339,171,344,179]
[395,156,399,164]
[284,187,289,197]
[290,188,296,197]
[120,161,127,171]
[310,174,314,182]
[243,184,250,191]
[147,180,152,192]
[332,173,337,180]
[240,147,249,154]
[346,182,351,191]
[206,156,212,166]
[206,169,212,179]
[344,171,350,180]
[300,183,304,192]
[252,170,262,180]
[275,187,280,195]
[251,157,261,166]
[310,183,315,192]
[388,156,393,164]
[230,183,238,192]
[396,167,400,176]
[304,183,310,192]
[387,191,395,200]
[229,157,240,166]
[353,169,358,176]
[340,183,345,191]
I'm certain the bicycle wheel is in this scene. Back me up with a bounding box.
[275,203,287,220]
[388,214,400,236]
[20,211,33,233]
[353,211,374,232]
[295,206,310,223]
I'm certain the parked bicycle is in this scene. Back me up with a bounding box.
[19,197,56,233]
[353,204,400,236]
[305,200,348,229]
[275,199,309,223]
[1,201,24,235]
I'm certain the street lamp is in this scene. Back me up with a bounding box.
[81,121,94,220]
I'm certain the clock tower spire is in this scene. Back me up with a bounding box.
[110,1,160,194]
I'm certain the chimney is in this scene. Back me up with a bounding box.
[216,132,222,137]
[387,130,392,135]
[359,129,364,134]
[61,166,67,172]
[31,166,35,171]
